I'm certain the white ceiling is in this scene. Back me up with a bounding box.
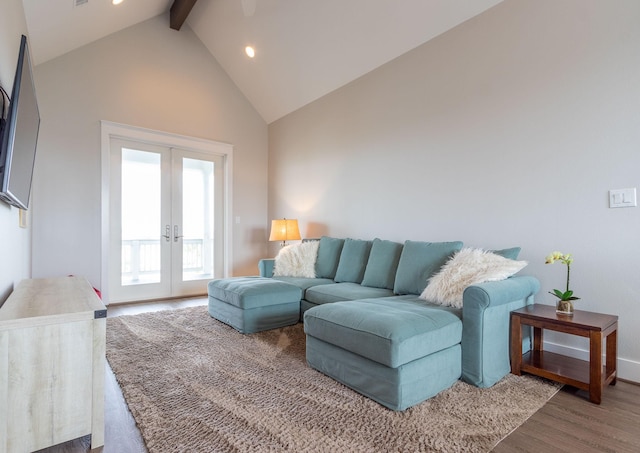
[22,0,504,124]
[22,0,172,65]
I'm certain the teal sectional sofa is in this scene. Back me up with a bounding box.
[257,236,538,411]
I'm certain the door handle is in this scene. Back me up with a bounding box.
[174,225,183,242]
[162,225,171,242]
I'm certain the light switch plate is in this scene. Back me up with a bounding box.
[609,188,637,208]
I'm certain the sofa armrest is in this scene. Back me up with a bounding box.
[463,276,540,309]
[259,259,275,278]
[461,276,540,388]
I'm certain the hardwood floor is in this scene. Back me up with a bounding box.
[35,298,640,453]
[492,379,640,452]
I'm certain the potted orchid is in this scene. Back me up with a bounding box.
[545,251,580,315]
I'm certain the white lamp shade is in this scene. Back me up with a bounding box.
[269,219,301,242]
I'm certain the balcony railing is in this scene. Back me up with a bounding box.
[122,238,211,284]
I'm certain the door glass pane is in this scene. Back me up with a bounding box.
[182,157,214,281]
[121,148,161,285]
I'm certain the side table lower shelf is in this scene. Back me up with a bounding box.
[521,350,616,393]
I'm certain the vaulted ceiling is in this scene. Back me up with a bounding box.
[21,0,504,123]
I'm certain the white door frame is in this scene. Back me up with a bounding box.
[100,121,233,304]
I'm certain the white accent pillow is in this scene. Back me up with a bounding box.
[420,248,527,309]
[273,241,319,278]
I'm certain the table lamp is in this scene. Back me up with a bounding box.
[269,218,301,247]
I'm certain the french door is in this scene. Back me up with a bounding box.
[107,138,225,303]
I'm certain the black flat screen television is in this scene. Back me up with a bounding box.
[0,34,40,210]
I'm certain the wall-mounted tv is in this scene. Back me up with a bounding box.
[0,34,40,210]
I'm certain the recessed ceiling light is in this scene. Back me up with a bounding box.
[112,0,124,5]
[245,46,255,58]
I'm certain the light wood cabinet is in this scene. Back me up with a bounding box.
[0,276,106,452]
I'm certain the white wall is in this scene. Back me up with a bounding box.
[0,0,31,304]
[31,15,269,293]
[269,0,640,381]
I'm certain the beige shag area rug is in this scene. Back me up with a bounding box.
[106,306,560,453]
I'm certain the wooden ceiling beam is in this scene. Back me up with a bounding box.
[170,0,199,31]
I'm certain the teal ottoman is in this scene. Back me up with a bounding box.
[303,296,463,411]
[208,277,302,334]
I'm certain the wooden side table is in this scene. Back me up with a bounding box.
[510,304,618,404]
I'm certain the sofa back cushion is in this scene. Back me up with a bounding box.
[361,238,403,289]
[315,236,345,279]
[491,247,521,260]
[393,240,464,295]
[334,239,373,283]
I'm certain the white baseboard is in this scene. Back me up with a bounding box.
[543,341,640,384]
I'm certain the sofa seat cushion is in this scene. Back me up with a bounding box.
[304,283,394,305]
[272,276,335,293]
[208,277,301,309]
[304,297,462,368]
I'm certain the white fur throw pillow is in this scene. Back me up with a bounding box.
[273,241,320,278]
[420,248,527,309]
